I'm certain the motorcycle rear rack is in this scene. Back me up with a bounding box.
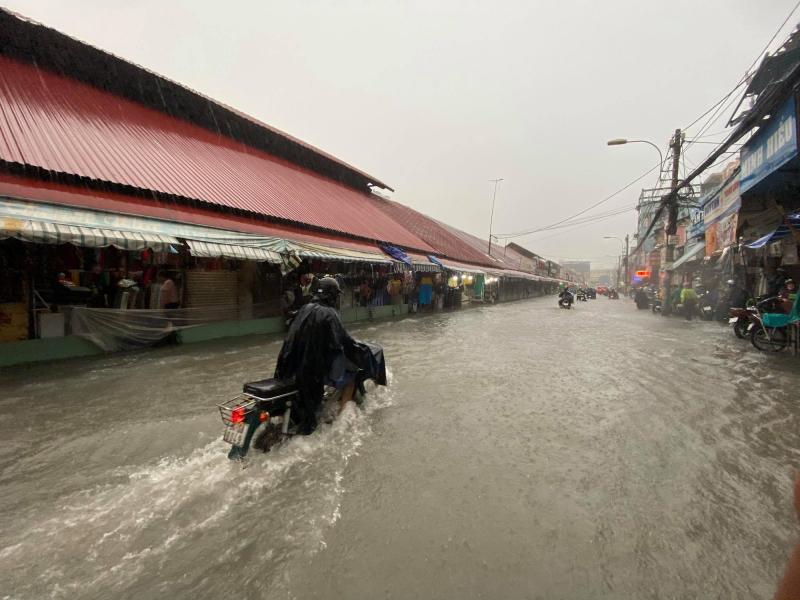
[217,394,257,426]
[216,391,298,426]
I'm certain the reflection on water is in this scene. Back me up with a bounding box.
[0,298,798,599]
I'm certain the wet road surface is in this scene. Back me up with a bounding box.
[1,296,800,599]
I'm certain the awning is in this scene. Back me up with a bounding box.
[406,252,441,272]
[277,240,390,264]
[746,214,800,248]
[438,259,487,274]
[669,243,706,271]
[185,240,280,262]
[380,244,412,266]
[0,198,180,251]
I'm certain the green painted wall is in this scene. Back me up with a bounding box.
[0,304,411,368]
[0,335,103,368]
[177,316,286,344]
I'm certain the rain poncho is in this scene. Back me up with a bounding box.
[274,298,355,433]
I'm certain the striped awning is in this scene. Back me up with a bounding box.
[279,240,391,264]
[438,259,487,275]
[185,240,280,262]
[0,217,179,251]
[407,252,442,272]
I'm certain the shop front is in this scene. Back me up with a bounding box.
[738,93,800,295]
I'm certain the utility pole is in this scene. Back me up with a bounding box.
[662,128,682,314]
[487,178,503,255]
[624,233,629,294]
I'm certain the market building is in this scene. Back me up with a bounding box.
[0,9,562,366]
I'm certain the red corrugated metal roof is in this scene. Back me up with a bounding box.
[370,197,501,267]
[0,174,397,256]
[0,56,432,252]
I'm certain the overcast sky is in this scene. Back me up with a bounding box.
[4,0,798,268]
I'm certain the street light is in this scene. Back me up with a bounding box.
[606,138,664,169]
[487,178,503,255]
[603,235,629,293]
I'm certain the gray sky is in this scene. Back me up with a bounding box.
[4,0,798,268]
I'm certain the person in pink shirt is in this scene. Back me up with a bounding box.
[157,272,179,309]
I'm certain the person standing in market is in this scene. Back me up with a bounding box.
[157,271,180,309]
[680,282,698,321]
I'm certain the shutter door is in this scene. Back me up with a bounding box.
[185,271,239,320]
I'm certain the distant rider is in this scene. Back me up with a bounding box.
[274,277,357,434]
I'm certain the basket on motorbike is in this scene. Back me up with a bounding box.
[217,395,257,426]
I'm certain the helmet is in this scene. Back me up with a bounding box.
[316,276,342,301]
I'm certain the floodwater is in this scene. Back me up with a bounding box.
[1,297,800,599]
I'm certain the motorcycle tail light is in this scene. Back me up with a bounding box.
[231,406,246,424]
[259,411,269,423]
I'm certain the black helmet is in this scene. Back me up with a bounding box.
[315,277,341,304]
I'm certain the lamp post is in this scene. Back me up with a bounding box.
[603,235,630,294]
[606,138,664,169]
[487,178,503,255]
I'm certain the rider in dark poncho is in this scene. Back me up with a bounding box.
[274,277,357,434]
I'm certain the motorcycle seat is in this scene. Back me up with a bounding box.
[243,377,298,399]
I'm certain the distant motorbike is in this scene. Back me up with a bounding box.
[558,292,574,309]
[634,289,649,310]
[576,290,587,302]
[217,341,386,460]
[651,298,662,314]
[698,292,716,321]
[608,290,619,299]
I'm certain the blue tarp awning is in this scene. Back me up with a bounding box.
[380,244,412,266]
[746,214,800,249]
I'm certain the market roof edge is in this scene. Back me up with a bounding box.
[0,7,394,194]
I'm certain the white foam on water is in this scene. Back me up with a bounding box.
[1,379,395,600]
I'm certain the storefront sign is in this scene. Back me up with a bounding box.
[741,95,798,193]
[704,174,741,225]
[688,207,704,238]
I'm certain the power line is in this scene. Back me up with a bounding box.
[493,163,659,239]
[682,0,800,132]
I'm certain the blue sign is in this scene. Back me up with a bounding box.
[741,95,797,193]
[687,207,705,238]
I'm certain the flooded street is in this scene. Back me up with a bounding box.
[2,296,800,599]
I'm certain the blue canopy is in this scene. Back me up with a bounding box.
[427,255,444,267]
[380,244,412,266]
[746,214,800,249]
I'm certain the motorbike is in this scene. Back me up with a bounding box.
[698,291,716,321]
[217,341,387,460]
[728,304,758,339]
[748,296,797,352]
[607,290,619,299]
[634,289,649,310]
[558,292,574,309]
[576,290,587,302]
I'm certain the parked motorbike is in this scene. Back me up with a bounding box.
[747,296,790,352]
[217,341,386,460]
[728,304,757,339]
